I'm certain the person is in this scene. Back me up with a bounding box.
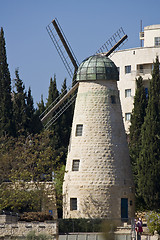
[136,218,143,240]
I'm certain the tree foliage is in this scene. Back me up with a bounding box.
[137,57,160,210]
[13,69,27,135]
[0,28,72,217]
[129,76,147,207]
[0,28,15,137]
[0,130,63,212]
[13,69,42,136]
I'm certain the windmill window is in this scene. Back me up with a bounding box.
[70,198,77,211]
[125,89,131,97]
[125,113,131,121]
[111,95,116,104]
[72,160,80,171]
[155,37,160,46]
[125,65,131,74]
[75,124,83,136]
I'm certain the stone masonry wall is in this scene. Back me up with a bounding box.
[0,219,57,239]
[63,80,135,220]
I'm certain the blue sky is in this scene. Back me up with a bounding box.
[1,0,160,107]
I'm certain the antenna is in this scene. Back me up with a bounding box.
[46,18,79,79]
[140,20,142,47]
[96,27,128,56]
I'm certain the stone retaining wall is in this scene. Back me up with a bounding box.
[0,220,57,239]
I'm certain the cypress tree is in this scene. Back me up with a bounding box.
[46,75,60,149]
[138,56,160,210]
[0,27,15,137]
[37,95,45,116]
[26,87,34,132]
[129,77,147,183]
[59,78,72,148]
[46,75,59,108]
[129,76,147,209]
[13,69,27,135]
[26,87,42,134]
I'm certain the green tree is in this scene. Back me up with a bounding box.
[129,76,147,207]
[0,27,15,137]
[46,75,60,149]
[46,75,59,108]
[137,56,160,210]
[25,87,35,133]
[54,164,65,218]
[37,94,45,116]
[13,69,27,135]
[26,87,42,134]
[59,78,72,148]
[0,131,61,213]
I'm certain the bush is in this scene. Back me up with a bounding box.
[26,230,51,240]
[146,211,160,235]
[20,212,53,222]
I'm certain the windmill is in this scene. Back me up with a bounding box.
[40,18,127,128]
[41,18,135,221]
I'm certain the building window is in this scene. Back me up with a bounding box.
[111,95,116,104]
[72,160,80,171]
[155,37,160,46]
[125,65,131,74]
[125,113,131,121]
[75,124,83,136]
[125,89,131,98]
[70,198,77,211]
[139,64,143,73]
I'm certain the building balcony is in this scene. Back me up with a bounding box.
[136,68,152,75]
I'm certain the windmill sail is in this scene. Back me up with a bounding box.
[41,19,128,128]
[46,18,79,78]
[96,27,128,56]
[40,82,79,127]
[40,18,80,128]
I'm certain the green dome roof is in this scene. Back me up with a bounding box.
[76,54,119,81]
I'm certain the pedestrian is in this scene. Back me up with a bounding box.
[136,218,143,240]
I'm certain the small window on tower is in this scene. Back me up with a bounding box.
[125,113,131,121]
[70,198,77,211]
[125,89,131,98]
[72,160,80,171]
[75,124,83,136]
[111,95,116,104]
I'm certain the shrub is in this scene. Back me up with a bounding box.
[20,212,53,222]
[146,211,160,235]
[26,230,51,240]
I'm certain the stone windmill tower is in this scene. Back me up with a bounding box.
[41,18,135,221]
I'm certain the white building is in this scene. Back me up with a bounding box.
[111,24,160,133]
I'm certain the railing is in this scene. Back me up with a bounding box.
[58,218,135,233]
[136,68,152,75]
[58,218,136,240]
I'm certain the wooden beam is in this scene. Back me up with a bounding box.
[41,82,79,123]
